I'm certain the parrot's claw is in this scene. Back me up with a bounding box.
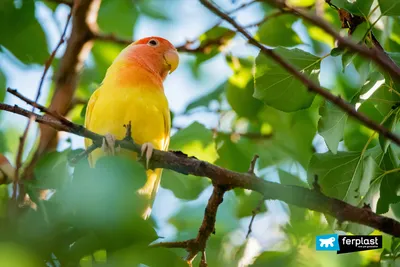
[141,142,154,169]
[102,133,117,155]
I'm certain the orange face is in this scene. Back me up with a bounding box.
[119,36,179,80]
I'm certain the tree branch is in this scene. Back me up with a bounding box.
[33,0,100,161]
[1,97,400,238]
[269,0,400,80]
[199,0,400,147]
[13,10,72,201]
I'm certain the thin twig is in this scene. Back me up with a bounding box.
[7,88,66,122]
[13,115,35,200]
[248,154,259,174]
[244,10,287,28]
[69,143,99,165]
[199,0,400,147]
[35,12,72,106]
[13,11,72,201]
[246,197,265,238]
[227,0,259,14]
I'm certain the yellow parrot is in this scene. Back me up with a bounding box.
[84,37,179,219]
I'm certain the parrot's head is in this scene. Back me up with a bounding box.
[120,36,179,81]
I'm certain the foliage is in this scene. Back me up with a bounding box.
[0,0,400,266]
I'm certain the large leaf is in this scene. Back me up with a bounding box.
[34,149,71,190]
[226,56,263,118]
[256,14,302,47]
[254,48,319,112]
[377,146,400,214]
[161,122,215,199]
[308,151,371,205]
[318,101,348,154]
[331,0,373,17]
[215,135,258,172]
[98,0,138,38]
[0,0,49,64]
[378,0,400,16]
[227,78,263,119]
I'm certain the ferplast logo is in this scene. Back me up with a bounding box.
[337,235,382,254]
[316,234,339,251]
[316,234,383,254]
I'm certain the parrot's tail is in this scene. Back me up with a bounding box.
[138,168,163,219]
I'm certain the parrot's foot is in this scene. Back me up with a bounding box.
[102,133,117,155]
[141,142,154,169]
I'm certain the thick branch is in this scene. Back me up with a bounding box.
[199,0,400,147]
[1,101,400,237]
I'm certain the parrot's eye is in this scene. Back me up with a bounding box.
[148,39,159,47]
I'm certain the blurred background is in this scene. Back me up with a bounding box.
[1,0,400,266]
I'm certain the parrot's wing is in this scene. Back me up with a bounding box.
[84,88,100,167]
[143,106,171,219]
[162,107,171,151]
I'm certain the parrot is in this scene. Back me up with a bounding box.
[84,37,179,219]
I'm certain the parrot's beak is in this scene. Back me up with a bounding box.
[164,49,179,74]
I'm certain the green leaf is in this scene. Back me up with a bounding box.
[226,78,263,119]
[0,69,5,104]
[308,151,370,205]
[379,112,398,153]
[344,156,383,234]
[256,14,302,47]
[67,156,153,241]
[343,100,383,151]
[215,135,257,172]
[236,191,266,218]
[254,47,319,112]
[170,122,217,162]
[379,0,400,16]
[34,149,71,190]
[160,170,210,200]
[377,146,400,214]
[184,81,225,113]
[318,101,348,154]
[98,0,139,38]
[0,185,8,218]
[0,132,7,153]
[162,122,216,199]
[331,0,373,17]
[137,1,170,20]
[251,251,296,266]
[0,0,49,64]
[225,56,263,118]
[194,26,236,66]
